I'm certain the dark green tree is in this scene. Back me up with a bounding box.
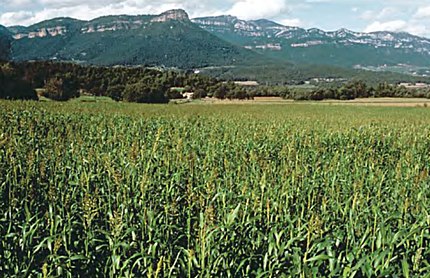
[123,82,169,103]
[338,80,368,100]
[278,87,292,99]
[375,82,395,97]
[0,63,38,100]
[42,76,79,101]
[106,85,125,101]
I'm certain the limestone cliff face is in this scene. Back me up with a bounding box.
[192,16,289,38]
[151,9,189,23]
[12,10,191,40]
[13,26,68,39]
[81,19,147,34]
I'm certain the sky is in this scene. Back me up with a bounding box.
[1,0,430,37]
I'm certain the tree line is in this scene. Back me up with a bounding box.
[284,81,430,101]
[203,63,430,87]
[253,80,430,100]
[0,61,255,102]
[1,61,429,102]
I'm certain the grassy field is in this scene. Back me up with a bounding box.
[1,100,429,277]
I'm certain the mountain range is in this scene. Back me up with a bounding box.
[192,16,430,68]
[0,9,429,79]
[4,10,259,68]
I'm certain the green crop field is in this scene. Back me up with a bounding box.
[1,100,429,277]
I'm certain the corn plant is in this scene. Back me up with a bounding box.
[0,100,429,277]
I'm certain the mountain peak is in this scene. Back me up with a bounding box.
[335,28,355,35]
[151,9,190,23]
[250,19,282,28]
[214,15,239,22]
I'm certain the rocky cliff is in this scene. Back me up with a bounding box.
[10,10,191,40]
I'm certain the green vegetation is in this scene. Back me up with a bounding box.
[42,76,80,101]
[245,81,430,101]
[0,61,256,102]
[1,101,429,276]
[123,82,169,103]
[11,20,258,69]
[0,63,38,100]
[0,25,12,61]
[1,61,429,102]
[7,14,430,84]
[271,44,430,68]
[194,16,430,70]
[202,63,430,86]
[281,81,430,101]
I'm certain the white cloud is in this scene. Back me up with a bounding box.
[38,0,124,8]
[0,11,34,26]
[279,18,302,27]
[225,0,290,20]
[360,5,430,37]
[0,0,34,9]
[364,20,407,33]
[360,7,401,21]
[1,5,144,26]
[0,0,231,26]
[359,10,375,21]
[414,6,430,18]
[364,19,429,37]
[378,7,400,19]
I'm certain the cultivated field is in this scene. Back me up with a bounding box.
[0,101,429,277]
